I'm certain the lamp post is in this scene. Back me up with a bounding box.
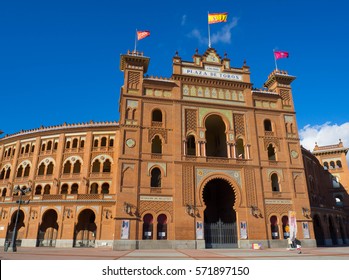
[6,186,31,252]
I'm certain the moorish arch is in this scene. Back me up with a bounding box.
[37,209,59,247]
[74,208,97,247]
[313,214,325,246]
[198,174,242,248]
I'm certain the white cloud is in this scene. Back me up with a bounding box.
[299,122,349,163]
[181,15,187,26]
[188,17,238,46]
[188,28,208,45]
[211,18,238,44]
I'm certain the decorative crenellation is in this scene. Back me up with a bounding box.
[233,114,245,137]
[185,109,197,134]
[183,84,244,102]
[183,164,194,206]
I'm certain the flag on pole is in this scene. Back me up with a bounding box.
[274,50,289,60]
[137,30,150,40]
[208,12,228,24]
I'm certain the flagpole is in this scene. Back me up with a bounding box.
[208,12,211,48]
[134,29,137,53]
[273,49,278,71]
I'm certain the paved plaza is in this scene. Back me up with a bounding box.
[1,246,349,260]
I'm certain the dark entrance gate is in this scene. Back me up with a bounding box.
[204,220,237,248]
[203,178,238,248]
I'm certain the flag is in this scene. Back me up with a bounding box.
[208,12,228,24]
[137,30,150,40]
[274,50,289,60]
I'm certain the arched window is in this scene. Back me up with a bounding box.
[103,159,111,173]
[151,168,161,188]
[282,216,290,239]
[4,150,8,157]
[236,138,245,159]
[63,161,71,174]
[44,184,51,194]
[31,145,35,153]
[143,214,153,240]
[267,144,276,161]
[94,139,99,147]
[12,148,15,156]
[335,195,344,207]
[21,147,24,154]
[9,148,12,156]
[23,165,30,177]
[101,137,107,147]
[271,173,280,192]
[38,163,45,175]
[324,162,329,170]
[330,161,335,169]
[80,140,85,148]
[47,141,52,150]
[264,119,272,131]
[1,188,7,197]
[5,168,11,179]
[152,109,162,122]
[0,169,5,180]
[35,185,42,195]
[60,184,69,194]
[101,183,109,194]
[336,160,342,168]
[46,162,54,175]
[270,216,279,239]
[54,142,58,150]
[205,115,227,157]
[90,183,98,194]
[151,135,162,154]
[186,135,196,156]
[17,166,23,177]
[25,144,30,153]
[72,138,78,148]
[73,160,81,173]
[92,160,100,173]
[41,144,46,151]
[109,139,114,147]
[157,214,167,240]
[71,183,79,194]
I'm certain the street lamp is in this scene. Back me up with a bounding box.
[6,186,31,252]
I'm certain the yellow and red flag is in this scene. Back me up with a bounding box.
[137,30,150,40]
[208,12,228,24]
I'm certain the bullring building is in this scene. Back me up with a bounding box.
[0,48,317,249]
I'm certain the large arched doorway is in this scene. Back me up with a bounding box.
[37,209,58,247]
[74,209,97,247]
[202,178,237,248]
[205,115,227,157]
[313,215,325,246]
[6,210,25,247]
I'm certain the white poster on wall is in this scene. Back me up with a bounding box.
[240,221,248,239]
[302,222,310,239]
[196,221,203,239]
[121,220,130,239]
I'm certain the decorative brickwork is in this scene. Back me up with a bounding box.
[280,89,291,105]
[140,201,173,217]
[128,71,140,90]
[245,168,257,207]
[183,164,194,206]
[148,129,167,143]
[265,204,292,218]
[233,114,245,136]
[185,109,197,133]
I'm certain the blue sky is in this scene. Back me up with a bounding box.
[1,0,349,151]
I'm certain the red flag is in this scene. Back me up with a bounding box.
[274,50,289,60]
[137,30,150,40]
